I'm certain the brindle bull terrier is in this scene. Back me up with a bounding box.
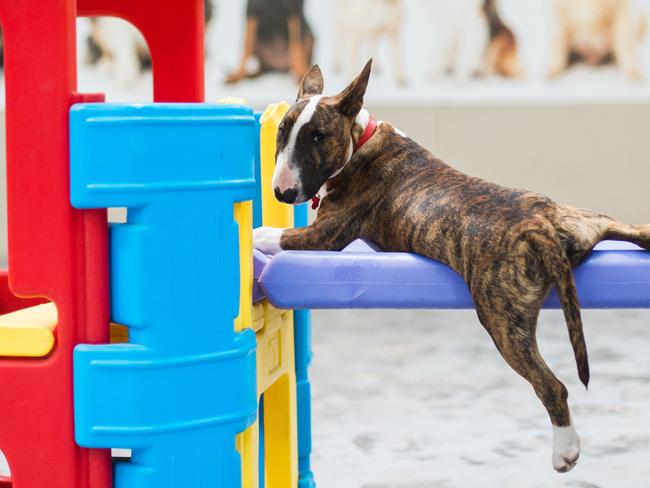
[253,60,650,472]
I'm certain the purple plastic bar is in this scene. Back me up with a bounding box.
[254,239,650,310]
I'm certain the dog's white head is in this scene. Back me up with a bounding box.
[272,60,372,204]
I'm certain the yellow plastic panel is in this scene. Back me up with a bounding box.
[217,96,255,335]
[264,372,298,487]
[235,200,254,333]
[252,302,266,332]
[237,419,260,488]
[260,102,294,229]
[239,101,300,488]
[0,302,57,357]
[258,304,299,488]
[235,199,257,487]
[257,304,295,392]
[259,101,300,487]
[234,199,256,484]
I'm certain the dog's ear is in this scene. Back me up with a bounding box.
[335,59,372,117]
[297,65,324,100]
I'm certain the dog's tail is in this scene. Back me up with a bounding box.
[529,227,590,389]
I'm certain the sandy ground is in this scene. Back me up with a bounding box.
[1,309,649,487]
[309,309,650,488]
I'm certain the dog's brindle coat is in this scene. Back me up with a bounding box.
[254,60,650,472]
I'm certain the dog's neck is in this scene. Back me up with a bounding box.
[314,108,380,208]
[326,108,377,182]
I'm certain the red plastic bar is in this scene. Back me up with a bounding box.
[77,0,205,102]
[0,1,111,486]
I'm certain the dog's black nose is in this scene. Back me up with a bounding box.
[274,187,298,204]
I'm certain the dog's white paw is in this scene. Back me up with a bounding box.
[552,423,581,473]
[253,227,286,255]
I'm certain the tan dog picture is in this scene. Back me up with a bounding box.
[549,0,647,79]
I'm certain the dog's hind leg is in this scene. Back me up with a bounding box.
[473,289,580,473]
[603,220,650,250]
[556,205,650,258]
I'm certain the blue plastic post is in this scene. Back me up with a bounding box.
[293,203,316,488]
[70,103,258,488]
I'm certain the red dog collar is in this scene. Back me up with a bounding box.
[355,116,378,151]
[311,194,321,210]
[312,116,378,210]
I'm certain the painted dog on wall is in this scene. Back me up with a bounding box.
[333,0,407,86]
[427,0,523,81]
[254,60,650,472]
[549,0,647,79]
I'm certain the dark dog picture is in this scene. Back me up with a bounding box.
[226,0,314,84]
[254,60,650,472]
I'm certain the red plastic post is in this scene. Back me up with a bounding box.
[0,0,204,485]
[0,0,112,486]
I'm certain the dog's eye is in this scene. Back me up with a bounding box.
[278,125,286,139]
[313,132,327,143]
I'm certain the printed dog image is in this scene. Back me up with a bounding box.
[333,0,407,86]
[254,60,650,472]
[84,0,214,86]
[226,0,314,84]
[428,0,523,81]
[483,0,524,78]
[549,0,647,79]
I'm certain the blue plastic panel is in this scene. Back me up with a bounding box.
[70,103,258,488]
[257,239,650,310]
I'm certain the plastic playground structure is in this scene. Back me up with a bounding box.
[0,1,649,487]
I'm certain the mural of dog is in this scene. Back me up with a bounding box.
[549,0,647,79]
[83,0,214,87]
[333,0,407,86]
[225,0,314,85]
[428,0,523,81]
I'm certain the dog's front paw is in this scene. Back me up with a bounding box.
[552,424,581,473]
[253,227,286,255]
